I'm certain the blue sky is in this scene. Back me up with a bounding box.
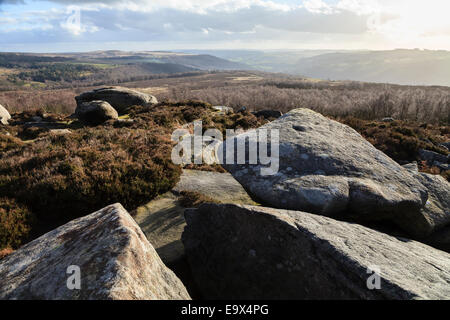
[1,0,449,52]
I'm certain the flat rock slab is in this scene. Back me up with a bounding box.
[134,169,257,264]
[134,192,186,265]
[0,203,190,300]
[222,108,430,237]
[173,169,257,205]
[183,204,450,300]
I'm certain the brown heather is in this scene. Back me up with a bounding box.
[0,247,14,260]
[0,198,34,249]
[0,100,266,250]
[179,191,221,208]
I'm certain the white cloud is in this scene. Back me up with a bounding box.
[336,0,450,47]
[303,0,334,14]
[1,0,450,50]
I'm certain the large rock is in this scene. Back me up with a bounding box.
[212,106,233,114]
[253,109,283,119]
[402,162,419,174]
[222,108,430,236]
[413,172,450,233]
[440,142,450,151]
[134,169,257,265]
[75,100,118,125]
[182,204,450,300]
[0,104,11,125]
[76,87,158,114]
[173,169,257,205]
[419,149,449,165]
[0,203,190,300]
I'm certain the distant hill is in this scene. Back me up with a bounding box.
[184,49,450,87]
[0,50,247,90]
[293,49,450,86]
[58,50,249,71]
[182,49,352,73]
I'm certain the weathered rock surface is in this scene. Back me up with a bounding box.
[419,149,449,165]
[182,204,450,300]
[402,162,419,173]
[76,87,158,114]
[222,108,430,236]
[414,172,450,234]
[440,142,450,151]
[212,106,233,114]
[0,104,11,125]
[435,162,450,171]
[75,100,119,125]
[173,169,257,205]
[401,164,450,244]
[49,129,72,135]
[0,203,190,300]
[253,109,283,119]
[134,169,256,265]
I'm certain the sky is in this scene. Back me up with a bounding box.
[1,0,450,52]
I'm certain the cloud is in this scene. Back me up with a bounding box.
[0,0,370,36]
[1,0,450,51]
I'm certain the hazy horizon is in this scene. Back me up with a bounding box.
[2,47,449,54]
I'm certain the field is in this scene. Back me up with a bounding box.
[1,70,449,125]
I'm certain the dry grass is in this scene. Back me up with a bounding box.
[0,247,14,260]
[340,117,448,161]
[0,100,266,250]
[0,198,34,249]
[0,89,77,114]
[0,126,181,247]
[2,71,449,125]
[339,117,450,180]
[162,84,450,125]
[179,191,221,208]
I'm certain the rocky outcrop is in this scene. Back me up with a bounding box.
[212,106,233,114]
[0,203,190,300]
[134,169,257,265]
[440,142,450,151]
[253,109,283,119]
[402,162,419,173]
[402,162,450,245]
[182,204,450,300]
[419,149,449,166]
[75,100,119,125]
[222,108,430,237]
[76,87,158,114]
[413,172,450,233]
[0,104,11,125]
[173,169,257,205]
